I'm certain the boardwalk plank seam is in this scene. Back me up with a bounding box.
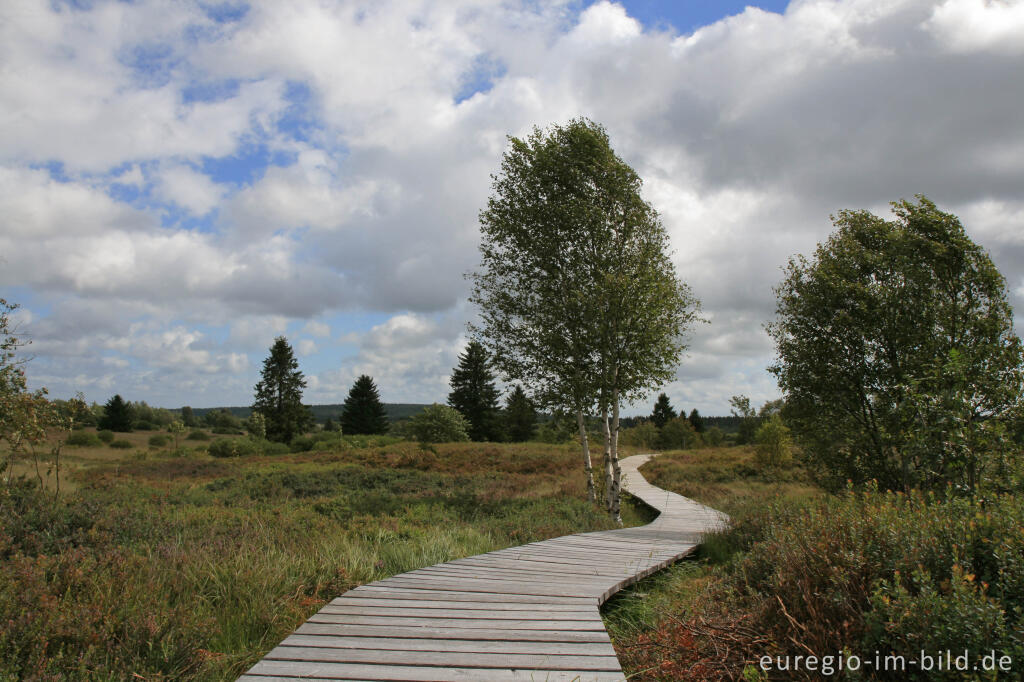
[240,453,728,681]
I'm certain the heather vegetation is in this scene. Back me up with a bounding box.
[0,432,652,680]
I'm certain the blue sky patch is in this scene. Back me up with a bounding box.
[614,0,789,33]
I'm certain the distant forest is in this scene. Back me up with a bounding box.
[190,404,741,432]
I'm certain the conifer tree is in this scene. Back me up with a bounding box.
[688,408,704,433]
[650,393,676,429]
[448,340,502,441]
[252,336,313,443]
[99,394,134,432]
[504,384,537,442]
[341,375,389,435]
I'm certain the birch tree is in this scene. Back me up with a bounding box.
[471,119,700,516]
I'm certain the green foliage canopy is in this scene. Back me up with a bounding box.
[407,403,470,444]
[768,196,1023,492]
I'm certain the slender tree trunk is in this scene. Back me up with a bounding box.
[610,387,622,525]
[602,407,613,513]
[576,409,596,503]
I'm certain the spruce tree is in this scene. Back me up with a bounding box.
[504,384,537,442]
[650,393,676,429]
[688,408,705,433]
[252,336,313,443]
[341,375,389,435]
[100,394,134,432]
[448,340,501,441]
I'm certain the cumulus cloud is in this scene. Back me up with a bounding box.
[4,0,1023,413]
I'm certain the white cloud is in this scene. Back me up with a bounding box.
[926,0,1024,55]
[153,163,225,216]
[4,0,1024,414]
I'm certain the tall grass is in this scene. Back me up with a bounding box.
[0,441,645,680]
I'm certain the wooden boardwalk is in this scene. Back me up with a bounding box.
[239,454,728,681]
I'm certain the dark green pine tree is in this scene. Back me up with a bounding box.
[504,384,537,442]
[252,336,314,443]
[341,375,390,435]
[100,394,134,432]
[448,340,501,441]
[688,408,705,433]
[650,393,677,429]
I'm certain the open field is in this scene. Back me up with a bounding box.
[0,435,652,681]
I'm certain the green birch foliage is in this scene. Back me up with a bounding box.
[470,118,698,418]
[252,337,313,443]
[768,196,1023,492]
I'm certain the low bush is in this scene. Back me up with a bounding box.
[133,420,155,431]
[207,438,258,458]
[186,430,210,441]
[109,439,133,449]
[97,429,115,443]
[65,431,102,447]
[148,434,170,448]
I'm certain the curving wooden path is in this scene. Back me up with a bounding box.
[239,454,729,681]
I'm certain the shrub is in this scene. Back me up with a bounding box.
[65,431,102,447]
[133,420,155,431]
[619,423,659,449]
[207,437,260,458]
[148,434,170,448]
[211,426,243,435]
[703,426,725,447]
[719,488,1024,674]
[658,416,700,450]
[186,430,210,441]
[753,414,792,468]
[109,439,133,449]
[406,404,470,443]
[97,429,115,443]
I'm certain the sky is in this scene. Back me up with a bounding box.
[2,0,1023,416]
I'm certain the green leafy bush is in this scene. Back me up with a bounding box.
[97,429,115,443]
[720,488,1024,673]
[185,430,210,441]
[207,438,258,458]
[406,404,470,444]
[619,423,659,449]
[109,439,133,449]
[753,414,792,468]
[148,434,170,448]
[65,431,102,447]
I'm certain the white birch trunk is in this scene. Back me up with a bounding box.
[576,409,596,503]
[610,388,623,525]
[602,406,613,513]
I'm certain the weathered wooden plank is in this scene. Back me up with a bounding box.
[280,634,617,656]
[330,597,593,612]
[243,661,625,681]
[265,644,623,670]
[306,614,606,630]
[372,577,608,598]
[319,605,599,620]
[294,623,613,642]
[349,585,595,604]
